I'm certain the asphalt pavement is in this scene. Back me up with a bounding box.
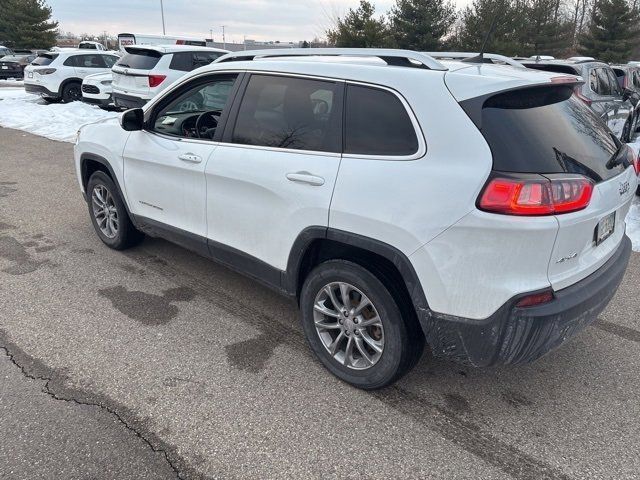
[1,126,640,479]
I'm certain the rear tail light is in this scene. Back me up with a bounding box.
[37,68,56,75]
[516,290,555,308]
[573,86,592,106]
[148,74,166,88]
[479,176,594,216]
[633,152,640,175]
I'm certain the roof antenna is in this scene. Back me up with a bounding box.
[463,12,501,65]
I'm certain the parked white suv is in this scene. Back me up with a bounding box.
[74,49,636,389]
[111,45,228,109]
[24,50,119,102]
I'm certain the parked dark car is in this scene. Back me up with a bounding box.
[521,58,635,141]
[0,53,36,79]
[612,64,640,131]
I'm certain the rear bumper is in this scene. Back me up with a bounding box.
[113,92,147,109]
[421,235,632,367]
[24,83,58,98]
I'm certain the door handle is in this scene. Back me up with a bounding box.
[178,153,202,163]
[286,172,325,186]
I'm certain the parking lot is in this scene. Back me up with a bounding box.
[1,120,640,479]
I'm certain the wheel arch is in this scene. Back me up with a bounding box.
[286,228,429,337]
[58,77,83,96]
[80,153,136,226]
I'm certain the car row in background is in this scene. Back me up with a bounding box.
[521,57,639,142]
[23,50,119,102]
[110,45,228,108]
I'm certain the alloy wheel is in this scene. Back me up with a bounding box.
[313,282,384,370]
[91,185,119,239]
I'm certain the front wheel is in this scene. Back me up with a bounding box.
[300,260,423,389]
[86,171,144,250]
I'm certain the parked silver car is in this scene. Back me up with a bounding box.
[522,59,635,142]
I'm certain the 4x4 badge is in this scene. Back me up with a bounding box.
[619,181,630,196]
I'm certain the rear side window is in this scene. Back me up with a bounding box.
[344,84,418,156]
[32,54,57,66]
[116,48,162,70]
[169,52,192,71]
[477,85,624,182]
[232,75,341,153]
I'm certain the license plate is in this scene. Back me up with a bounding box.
[596,212,616,245]
[1,66,8,69]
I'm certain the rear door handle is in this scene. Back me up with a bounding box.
[286,172,325,186]
[178,153,202,163]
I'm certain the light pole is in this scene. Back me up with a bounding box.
[160,0,166,35]
[222,25,226,50]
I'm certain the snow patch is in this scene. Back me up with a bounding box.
[0,88,118,142]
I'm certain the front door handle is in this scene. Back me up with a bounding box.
[286,172,325,186]
[178,153,202,163]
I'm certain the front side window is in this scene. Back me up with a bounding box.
[344,84,419,156]
[152,74,238,140]
[605,68,622,95]
[232,75,341,152]
[102,55,118,68]
[192,51,222,69]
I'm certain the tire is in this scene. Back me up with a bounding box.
[300,260,424,389]
[86,171,144,250]
[61,81,82,103]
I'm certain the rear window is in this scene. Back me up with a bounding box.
[477,86,625,182]
[31,54,57,66]
[116,48,162,70]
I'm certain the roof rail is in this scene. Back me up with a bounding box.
[215,48,448,71]
[424,51,527,70]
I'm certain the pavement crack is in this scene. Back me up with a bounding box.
[0,331,206,480]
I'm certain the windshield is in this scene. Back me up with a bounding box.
[478,85,625,183]
[31,54,57,66]
[116,48,162,70]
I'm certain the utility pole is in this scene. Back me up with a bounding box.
[160,0,166,35]
[222,25,226,50]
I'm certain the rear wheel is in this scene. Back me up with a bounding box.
[300,260,423,389]
[61,82,82,103]
[86,171,144,250]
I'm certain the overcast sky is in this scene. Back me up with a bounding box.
[48,0,471,43]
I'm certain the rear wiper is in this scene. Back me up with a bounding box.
[606,142,627,170]
[116,63,130,68]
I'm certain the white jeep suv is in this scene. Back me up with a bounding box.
[24,50,119,102]
[111,45,228,109]
[74,49,636,389]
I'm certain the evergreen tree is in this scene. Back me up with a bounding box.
[0,0,58,49]
[454,0,524,56]
[327,1,392,47]
[579,0,640,62]
[389,0,457,50]
[518,0,573,56]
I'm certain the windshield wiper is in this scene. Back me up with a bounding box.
[117,63,130,68]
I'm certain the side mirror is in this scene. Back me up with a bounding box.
[622,87,633,101]
[120,108,144,131]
